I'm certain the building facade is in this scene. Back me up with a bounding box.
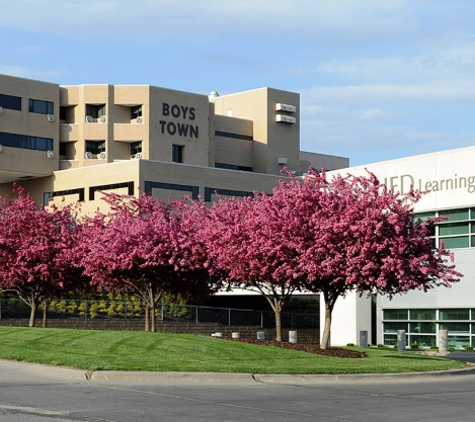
[328,147,475,348]
[0,74,348,215]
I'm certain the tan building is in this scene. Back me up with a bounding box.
[0,74,348,212]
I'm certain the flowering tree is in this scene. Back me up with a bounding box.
[203,194,304,342]
[0,186,81,327]
[272,169,462,348]
[76,192,211,332]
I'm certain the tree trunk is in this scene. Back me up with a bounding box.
[42,298,48,328]
[321,290,338,350]
[144,305,150,332]
[28,301,38,327]
[320,302,332,349]
[150,303,156,333]
[265,297,283,342]
[275,306,283,342]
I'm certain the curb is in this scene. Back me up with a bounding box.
[87,365,475,385]
[89,371,255,384]
[3,359,475,386]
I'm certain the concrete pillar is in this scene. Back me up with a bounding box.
[321,291,371,346]
[289,331,298,343]
[397,330,406,352]
[359,330,368,348]
[439,329,448,354]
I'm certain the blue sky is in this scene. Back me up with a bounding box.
[1,0,475,166]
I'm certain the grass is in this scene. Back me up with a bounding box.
[0,326,468,374]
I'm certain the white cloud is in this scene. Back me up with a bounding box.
[301,80,475,106]
[0,0,449,41]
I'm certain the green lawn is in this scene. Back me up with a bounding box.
[0,326,467,374]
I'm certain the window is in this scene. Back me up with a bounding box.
[409,309,436,320]
[29,98,54,115]
[414,211,436,221]
[440,236,470,249]
[409,322,436,333]
[59,142,76,159]
[59,143,66,157]
[60,106,76,123]
[131,106,142,119]
[131,142,142,155]
[381,307,475,349]
[415,207,475,250]
[383,322,408,333]
[215,131,253,141]
[439,208,469,222]
[439,309,470,320]
[0,94,21,110]
[86,104,106,118]
[383,309,408,320]
[86,141,106,155]
[89,182,134,201]
[172,145,183,163]
[215,163,253,172]
[0,132,53,151]
[439,323,470,334]
[409,335,436,348]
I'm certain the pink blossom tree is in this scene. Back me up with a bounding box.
[271,169,462,348]
[77,192,211,332]
[0,186,81,327]
[202,194,304,342]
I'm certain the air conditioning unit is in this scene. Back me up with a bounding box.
[276,114,297,124]
[85,152,93,159]
[0,106,3,115]
[47,114,55,122]
[136,117,143,124]
[46,150,55,159]
[99,116,106,123]
[277,157,288,165]
[85,115,93,123]
[275,103,297,113]
[98,152,106,160]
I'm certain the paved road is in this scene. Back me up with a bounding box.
[1,360,475,422]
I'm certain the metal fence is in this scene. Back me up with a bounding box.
[0,298,319,329]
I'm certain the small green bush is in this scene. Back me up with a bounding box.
[464,345,474,351]
[430,345,439,350]
[377,344,384,348]
[346,343,355,347]
[410,342,420,350]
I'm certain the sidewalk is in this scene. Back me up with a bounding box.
[2,358,475,386]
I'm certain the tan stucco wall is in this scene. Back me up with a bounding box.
[0,74,348,211]
[211,88,300,175]
[0,74,60,181]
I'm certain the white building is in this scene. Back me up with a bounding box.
[328,146,475,348]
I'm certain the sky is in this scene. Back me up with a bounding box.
[1,0,475,167]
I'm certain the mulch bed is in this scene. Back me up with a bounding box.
[227,337,367,358]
